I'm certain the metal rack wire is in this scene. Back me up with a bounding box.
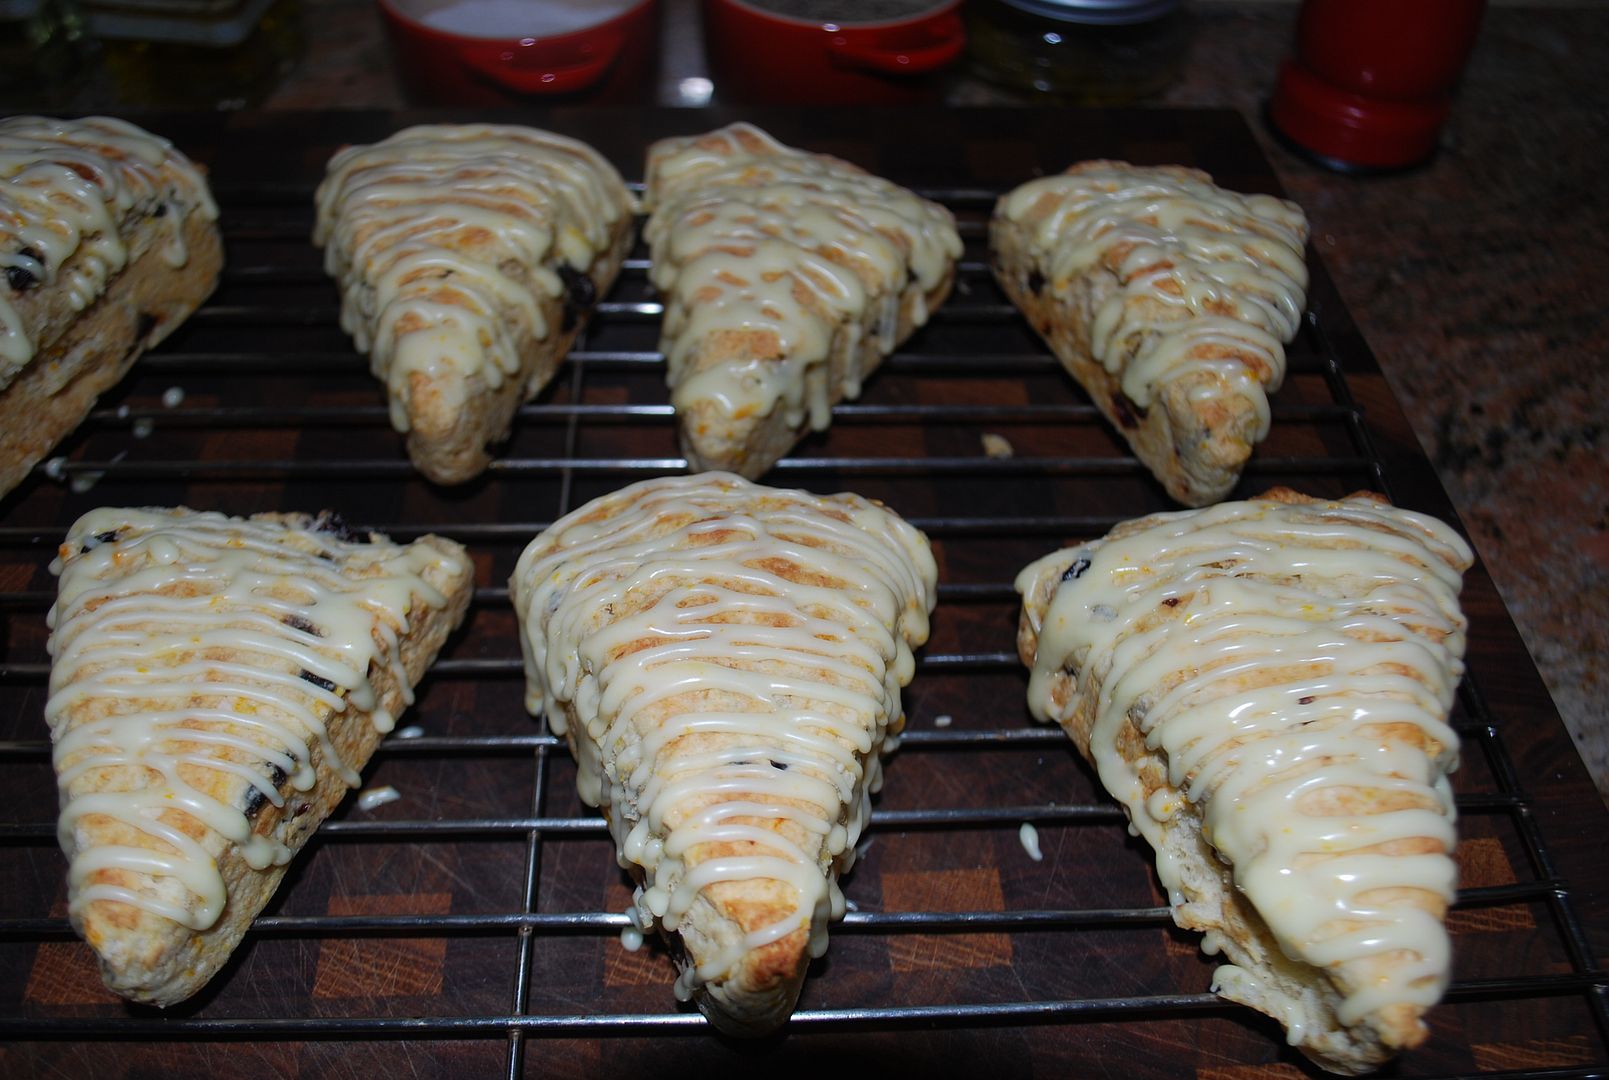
[0,170,1605,1079]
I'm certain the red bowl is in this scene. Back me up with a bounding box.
[704,0,965,105]
[379,0,658,104]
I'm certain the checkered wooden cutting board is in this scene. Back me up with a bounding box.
[0,107,1601,1078]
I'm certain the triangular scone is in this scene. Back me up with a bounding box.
[0,116,221,498]
[1015,488,1472,1075]
[643,123,962,478]
[991,162,1309,506]
[511,473,936,1033]
[314,124,635,485]
[47,507,472,1006]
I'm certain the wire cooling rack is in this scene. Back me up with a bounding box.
[0,110,1604,1079]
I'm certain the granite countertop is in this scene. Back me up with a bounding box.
[3,0,1604,798]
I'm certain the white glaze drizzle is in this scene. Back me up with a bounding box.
[643,123,961,436]
[1019,493,1472,1030]
[0,116,217,374]
[512,472,935,995]
[1000,162,1308,439]
[313,124,630,433]
[47,507,464,931]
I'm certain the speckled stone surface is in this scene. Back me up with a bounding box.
[2,0,1604,798]
[1154,6,1609,802]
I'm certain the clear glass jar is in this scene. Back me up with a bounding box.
[965,0,1190,104]
[0,0,88,97]
[93,0,305,109]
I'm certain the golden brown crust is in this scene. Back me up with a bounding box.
[561,697,816,1033]
[676,269,957,478]
[315,127,636,487]
[991,210,1257,506]
[54,516,472,1006]
[549,541,857,1028]
[0,207,222,499]
[990,161,1308,507]
[1016,489,1461,1074]
[514,475,936,1035]
[399,217,634,484]
[644,125,962,480]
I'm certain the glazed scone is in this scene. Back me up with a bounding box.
[511,473,936,1033]
[1015,488,1473,1074]
[0,116,222,498]
[314,124,635,485]
[47,507,473,1006]
[643,123,962,478]
[992,162,1309,506]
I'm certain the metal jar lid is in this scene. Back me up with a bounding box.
[995,0,1181,25]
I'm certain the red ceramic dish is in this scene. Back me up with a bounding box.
[378,0,658,104]
[703,0,965,105]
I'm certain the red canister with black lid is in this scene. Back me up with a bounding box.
[1269,0,1487,170]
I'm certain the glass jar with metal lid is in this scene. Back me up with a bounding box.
[965,0,1190,103]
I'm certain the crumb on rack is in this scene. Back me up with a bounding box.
[981,433,1014,459]
[357,785,402,811]
[67,451,125,494]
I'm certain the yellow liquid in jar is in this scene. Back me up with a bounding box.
[99,0,305,109]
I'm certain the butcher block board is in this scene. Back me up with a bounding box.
[0,108,1602,1079]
